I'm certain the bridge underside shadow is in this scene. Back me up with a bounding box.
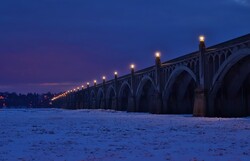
[90,92,96,109]
[163,71,196,114]
[106,87,116,110]
[118,84,132,111]
[136,79,155,113]
[97,90,105,109]
[213,56,250,117]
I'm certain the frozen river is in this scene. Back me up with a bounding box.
[0,108,250,161]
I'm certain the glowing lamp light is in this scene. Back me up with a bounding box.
[87,82,90,85]
[155,51,161,58]
[81,85,84,88]
[114,71,118,75]
[199,35,205,42]
[77,87,80,90]
[73,89,76,91]
[130,64,135,69]
[102,76,106,80]
[94,80,97,83]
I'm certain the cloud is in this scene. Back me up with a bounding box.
[233,0,250,7]
[39,82,75,86]
[0,82,83,94]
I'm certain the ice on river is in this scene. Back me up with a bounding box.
[0,108,250,161]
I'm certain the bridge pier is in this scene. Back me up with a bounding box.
[193,36,207,117]
[102,77,107,109]
[149,91,162,114]
[114,72,119,110]
[111,97,117,110]
[127,96,135,112]
[128,64,136,112]
[193,87,207,116]
[152,52,163,114]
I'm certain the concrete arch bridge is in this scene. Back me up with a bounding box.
[52,34,250,117]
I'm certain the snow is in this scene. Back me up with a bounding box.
[0,108,250,161]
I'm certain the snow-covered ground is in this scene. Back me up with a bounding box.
[0,108,249,161]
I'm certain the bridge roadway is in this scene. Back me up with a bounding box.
[52,34,250,117]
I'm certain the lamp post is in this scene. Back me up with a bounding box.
[198,35,206,86]
[155,51,162,86]
[153,51,163,113]
[155,51,161,67]
[114,71,118,79]
[199,35,206,52]
[102,76,106,84]
[130,64,135,74]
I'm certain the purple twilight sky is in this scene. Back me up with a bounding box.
[1,0,250,94]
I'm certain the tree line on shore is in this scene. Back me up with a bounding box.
[0,92,55,108]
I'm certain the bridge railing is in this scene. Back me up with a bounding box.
[161,52,199,68]
[205,39,250,56]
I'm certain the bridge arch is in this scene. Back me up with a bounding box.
[76,92,83,109]
[118,81,132,111]
[106,85,116,110]
[83,92,89,108]
[220,52,226,65]
[97,88,105,109]
[135,75,157,112]
[209,48,250,117]
[214,54,219,73]
[90,90,96,109]
[162,66,197,114]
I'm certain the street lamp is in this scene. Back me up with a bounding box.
[130,63,135,75]
[199,35,206,51]
[130,64,135,69]
[155,51,161,58]
[155,51,161,67]
[199,35,205,42]
[114,71,118,79]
